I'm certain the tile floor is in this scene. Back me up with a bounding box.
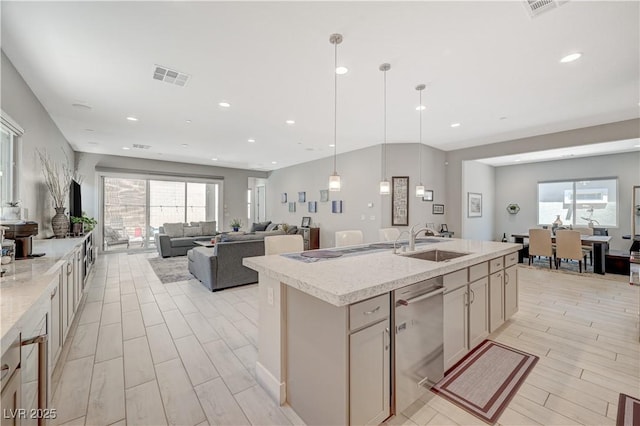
[50,252,639,426]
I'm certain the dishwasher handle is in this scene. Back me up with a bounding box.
[396,287,444,306]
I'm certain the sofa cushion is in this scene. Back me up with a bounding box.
[184,226,202,237]
[287,226,299,235]
[255,230,286,237]
[170,237,197,248]
[220,233,265,242]
[163,222,184,238]
[265,222,279,232]
[192,221,216,235]
[250,221,271,232]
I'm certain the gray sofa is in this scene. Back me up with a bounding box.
[188,234,279,291]
[155,221,218,257]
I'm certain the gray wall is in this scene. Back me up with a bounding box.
[75,152,268,232]
[446,119,640,237]
[1,51,75,237]
[462,160,495,241]
[265,143,447,248]
[495,151,640,251]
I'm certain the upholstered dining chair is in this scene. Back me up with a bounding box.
[265,235,304,255]
[528,228,554,268]
[378,228,400,242]
[335,230,364,247]
[573,226,594,265]
[555,230,588,273]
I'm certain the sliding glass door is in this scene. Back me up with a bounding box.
[103,177,147,251]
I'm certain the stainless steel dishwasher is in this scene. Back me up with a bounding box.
[394,276,444,414]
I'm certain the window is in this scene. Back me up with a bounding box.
[538,178,618,227]
[247,189,252,222]
[0,111,23,205]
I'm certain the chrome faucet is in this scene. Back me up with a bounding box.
[409,224,431,252]
[393,230,410,254]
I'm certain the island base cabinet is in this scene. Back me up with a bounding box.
[443,285,468,370]
[350,320,390,426]
[489,271,504,332]
[468,277,489,350]
[1,368,22,426]
[504,265,518,320]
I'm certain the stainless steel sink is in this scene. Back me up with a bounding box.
[404,249,470,262]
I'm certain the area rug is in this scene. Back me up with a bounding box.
[617,393,640,426]
[147,255,193,284]
[431,340,538,425]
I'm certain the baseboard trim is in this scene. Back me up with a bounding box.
[255,361,286,405]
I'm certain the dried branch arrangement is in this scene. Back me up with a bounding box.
[36,149,78,208]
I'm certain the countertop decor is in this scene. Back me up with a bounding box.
[506,203,520,214]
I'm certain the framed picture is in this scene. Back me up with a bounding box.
[332,200,343,214]
[301,216,311,228]
[298,191,306,203]
[440,224,448,232]
[422,190,434,202]
[320,189,329,202]
[308,201,317,213]
[281,193,287,203]
[468,192,482,217]
[288,202,296,213]
[433,204,444,215]
[392,176,409,226]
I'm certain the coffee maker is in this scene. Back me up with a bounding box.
[2,221,44,258]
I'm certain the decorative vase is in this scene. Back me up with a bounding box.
[72,223,84,236]
[553,215,563,227]
[232,227,239,232]
[52,207,69,238]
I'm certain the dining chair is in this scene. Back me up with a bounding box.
[378,228,400,242]
[573,226,594,265]
[555,230,588,273]
[335,230,364,247]
[528,228,554,268]
[265,235,304,255]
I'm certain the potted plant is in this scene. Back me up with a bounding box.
[70,213,97,236]
[230,218,242,232]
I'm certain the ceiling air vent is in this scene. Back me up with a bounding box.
[153,65,190,87]
[523,0,569,18]
[132,144,152,150]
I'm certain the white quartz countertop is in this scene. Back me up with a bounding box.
[243,238,522,307]
[1,235,89,351]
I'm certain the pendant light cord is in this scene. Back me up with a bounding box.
[383,68,387,180]
[419,88,422,184]
[333,40,338,174]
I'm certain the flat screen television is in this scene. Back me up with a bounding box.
[69,180,82,218]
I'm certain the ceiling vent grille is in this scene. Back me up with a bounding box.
[153,65,190,87]
[132,144,152,150]
[523,0,569,18]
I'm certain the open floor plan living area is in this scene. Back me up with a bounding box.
[1,2,639,426]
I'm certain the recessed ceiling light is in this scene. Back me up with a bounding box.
[634,144,640,148]
[186,120,192,124]
[218,102,231,108]
[122,146,130,150]
[336,66,349,75]
[126,116,139,121]
[499,116,507,120]
[248,138,256,143]
[72,103,92,110]
[211,157,218,161]
[271,161,277,164]
[181,144,188,147]
[329,144,335,147]
[515,159,521,162]
[560,52,582,63]
[450,123,461,128]
[416,105,426,111]
[285,120,295,125]
[85,128,95,132]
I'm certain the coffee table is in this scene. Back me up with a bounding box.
[194,240,215,248]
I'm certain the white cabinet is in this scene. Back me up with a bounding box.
[489,271,504,332]
[349,319,390,426]
[504,265,518,320]
[443,285,468,369]
[50,277,62,367]
[468,277,489,349]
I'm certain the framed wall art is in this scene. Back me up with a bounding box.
[308,201,317,213]
[320,189,329,202]
[433,204,444,215]
[332,200,343,214]
[468,192,482,217]
[281,193,287,203]
[422,190,434,202]
[288,202,296,213]
[301,217,311,228]
[298,192,306,203]
[392,176,409,226]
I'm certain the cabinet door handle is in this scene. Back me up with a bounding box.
[363,306,380,315]
[22,334,48,414]
[385,328,390,351]
[505,273,510,285]
[470,289,475,304]
[50,287,58,299]
[67,262,73,275]
[464,291,469,307]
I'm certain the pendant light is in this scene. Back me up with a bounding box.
[379,63,391,195]
[328,33,342,192]
[415,84,426,197]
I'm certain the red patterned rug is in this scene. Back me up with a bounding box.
[617,393,640,426]
[432,340,538,424]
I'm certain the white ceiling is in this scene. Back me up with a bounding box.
[2,1,639,172]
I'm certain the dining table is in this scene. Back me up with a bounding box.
[511,232,612,275]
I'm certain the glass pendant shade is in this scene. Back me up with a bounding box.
[415,184,425,197]
[380,180,390,195]
[329,173,341,191]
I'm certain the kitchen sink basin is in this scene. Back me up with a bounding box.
[404,249,470,262]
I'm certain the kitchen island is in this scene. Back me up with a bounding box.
[244,237,521,425]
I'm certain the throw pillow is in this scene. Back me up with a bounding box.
[250,221,271,232]
[287,226,298,235]
[265,222,278,232]
[163,222,184,238]
[198,221,217,235]
[184,226,202,237]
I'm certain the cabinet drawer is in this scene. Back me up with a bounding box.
[1,334,21,392]
[489,257,503,274]
[505,252,518,268]
[469,262,488,282]
[444,269,468,293]
[350,294,389,331]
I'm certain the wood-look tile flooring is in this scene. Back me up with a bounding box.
[50,253,639,425]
